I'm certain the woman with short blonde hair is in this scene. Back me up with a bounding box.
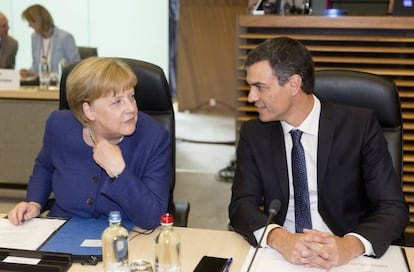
[9,57,170,230]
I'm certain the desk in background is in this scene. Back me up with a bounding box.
[0,87,58,188]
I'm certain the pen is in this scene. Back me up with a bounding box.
[400,247,411,272]
[224,257,233,272]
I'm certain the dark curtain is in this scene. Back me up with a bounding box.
[169,0,179,99]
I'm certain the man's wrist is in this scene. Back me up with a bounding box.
[344,235,365,258]
[267,227,287,250]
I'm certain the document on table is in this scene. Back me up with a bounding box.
[240,245,409,272]
[0,217,66,250]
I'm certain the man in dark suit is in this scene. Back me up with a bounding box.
[228,37,409,269]
[0,12,18,69]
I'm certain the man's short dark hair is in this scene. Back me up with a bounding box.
[245,37,315,94]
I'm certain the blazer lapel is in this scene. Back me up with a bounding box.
[271,122,290,204]
[317,102,336,191]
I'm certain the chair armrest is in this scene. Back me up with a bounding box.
[173,201,190,227]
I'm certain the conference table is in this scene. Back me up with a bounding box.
[69,226,249,272]
[61,227,414,272]
[0,212,248,271]
[66,226,414,272]
[1,214,414,272]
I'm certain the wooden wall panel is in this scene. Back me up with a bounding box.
[177,0,246,111]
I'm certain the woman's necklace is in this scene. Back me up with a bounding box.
[87,126,124,145]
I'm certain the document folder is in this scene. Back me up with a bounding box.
[0,247,72,272]
[39,217,135,260]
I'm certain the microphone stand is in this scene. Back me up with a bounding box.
[246,199,280,272]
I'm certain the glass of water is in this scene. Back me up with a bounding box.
[48,72,59,89]
[129,259,153,272]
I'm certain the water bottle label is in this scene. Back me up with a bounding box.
[113,236,128,261]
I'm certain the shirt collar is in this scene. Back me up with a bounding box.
[281,94,321,136]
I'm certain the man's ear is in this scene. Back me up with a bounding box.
[288,74,302,96]
[83,101,96,121]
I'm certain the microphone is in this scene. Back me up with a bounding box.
[246,199,281,272]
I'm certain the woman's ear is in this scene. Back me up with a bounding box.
[83,101,96,121]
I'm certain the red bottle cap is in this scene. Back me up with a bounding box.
[160,213,174,225]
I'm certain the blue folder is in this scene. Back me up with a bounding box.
[39,217,135,257]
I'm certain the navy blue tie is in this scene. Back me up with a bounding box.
[290,129,312,233]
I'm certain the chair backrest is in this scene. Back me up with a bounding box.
[314,69,403,182]
[59,58,176,213]
[77,47,98,59]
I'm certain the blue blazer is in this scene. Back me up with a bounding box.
[229,100,409,257]
[30,26,80,74]
[26,110,171,230]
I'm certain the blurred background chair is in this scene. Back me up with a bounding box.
[314,69,402,183]
[77,46,98,59]
[58,58,190,227]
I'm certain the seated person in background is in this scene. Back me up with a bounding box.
[228,37,409,269]
[8,57,171,230]
[19,4,80,78]
[0,12,18,69]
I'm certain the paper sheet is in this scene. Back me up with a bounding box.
[241,245,409,272]
[0,217,66,250]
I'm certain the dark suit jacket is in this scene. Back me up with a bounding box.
[0,35,18,69]
[229,100,409,257]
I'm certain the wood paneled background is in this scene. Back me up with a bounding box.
[177,0,246,112]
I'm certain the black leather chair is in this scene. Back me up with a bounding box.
[314,69,408,245]
[314,69,402,183]
[77,47,98,59]
[58,58,190,227]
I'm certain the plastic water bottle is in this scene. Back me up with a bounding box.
[302,0,312,14]
[39,57,49,90]
[154,214,180,272]
[102,211,129,272]
[57,58,67,85]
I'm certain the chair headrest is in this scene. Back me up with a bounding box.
[59,58,173,114]
[314,70,401,128]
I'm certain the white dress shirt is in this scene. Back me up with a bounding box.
[253,95,374,256]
